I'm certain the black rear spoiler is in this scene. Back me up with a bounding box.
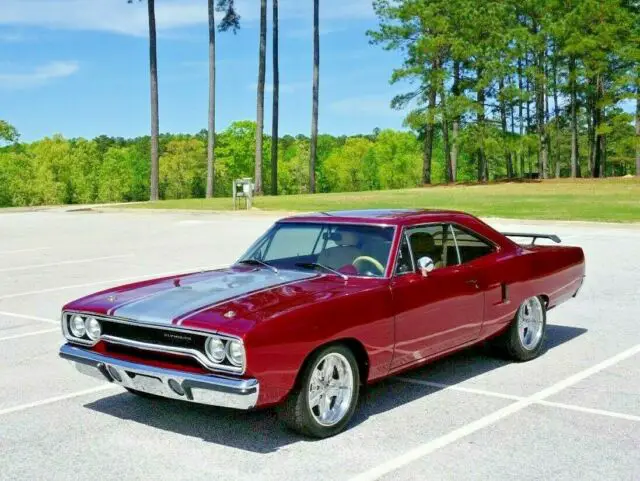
[502,232,561,245]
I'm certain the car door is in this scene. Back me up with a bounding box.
[389,223,486,369]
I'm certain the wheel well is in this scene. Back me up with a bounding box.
[296,338,370,388]
[539,294,549,308]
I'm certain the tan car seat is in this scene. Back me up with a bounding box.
[410,232,444,269]
[317,231,361,270]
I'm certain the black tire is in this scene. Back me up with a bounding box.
[125,387,163,399]
[278,344,360,438]
[492,296,547,362]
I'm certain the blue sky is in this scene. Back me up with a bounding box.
[0,0,408,142]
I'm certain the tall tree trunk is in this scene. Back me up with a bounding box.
[552,48,560,178]
[477,70,487,182]
[451,61,460,182]
[499,77,513,178]
[271,0,279,195]
[309,0,320,193]
[592,75,603,178]
[254,0,267,195]
[536,39,548,179]
[569,56,581,178]
[423,66,437,185]
[206,0,216,198]
[587,77,595,176]
[148,0,159,201]
[518,57,525,177]
[636,83,640,177]
[441,89,452,183]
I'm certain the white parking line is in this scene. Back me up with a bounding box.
[0,385,120,417]
[537,400,640,423]
[0,328,59,342]
[0,265,226,300]
[0,311,58,324]
[395,377,640,422]
[394,377,522,401]
[0,247,50,255]
[350,343,640,481]
[0,254,133,273]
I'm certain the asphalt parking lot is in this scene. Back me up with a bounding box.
[0,209,638,481]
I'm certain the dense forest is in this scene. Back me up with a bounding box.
[0,116,636,208]
[0,0,638,207]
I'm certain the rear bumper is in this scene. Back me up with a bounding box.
[59,343,259,410]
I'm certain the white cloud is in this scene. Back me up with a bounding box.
[0,30,27,42]
[0,61,79,89]
[0,0,375,37]
[330,94,404,117]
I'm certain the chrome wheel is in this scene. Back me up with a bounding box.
[517,296,544,350]
[308,352,354,427]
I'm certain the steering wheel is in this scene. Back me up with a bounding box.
[352,256,385,276]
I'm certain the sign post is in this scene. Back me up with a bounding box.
[232,178,254,210]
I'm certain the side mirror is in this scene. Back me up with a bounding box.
[417,256,435,277]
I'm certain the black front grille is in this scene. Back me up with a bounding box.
[101,321,207,351]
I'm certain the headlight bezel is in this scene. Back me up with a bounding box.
[205,337,226,364]
[226,340,246,367]
[69,315,87,338]
[63,313,98,346]
[85,316,102,341]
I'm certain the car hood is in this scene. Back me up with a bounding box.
[64,266,322,334]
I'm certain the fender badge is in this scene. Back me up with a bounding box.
[224,310,236,319]
[107,295,117,303]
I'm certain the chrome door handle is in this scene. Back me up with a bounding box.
[465,279,479,288]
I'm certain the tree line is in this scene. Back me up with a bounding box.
[370,0,640,182]
[0,117,637,208]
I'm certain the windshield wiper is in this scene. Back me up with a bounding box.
[295,262,348,281]
[237,258,279,274]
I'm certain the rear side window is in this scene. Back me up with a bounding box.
[451,226,495,264]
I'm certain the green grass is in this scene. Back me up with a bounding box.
[122,178,640,222]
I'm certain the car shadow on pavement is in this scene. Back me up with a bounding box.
[84,323,586,453]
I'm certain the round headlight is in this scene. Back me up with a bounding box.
[226,340,245,367]
[85,317,101,341]
[69,315,86,338]
[205,337,226,363]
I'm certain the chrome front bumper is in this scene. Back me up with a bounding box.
[59,344,259,410]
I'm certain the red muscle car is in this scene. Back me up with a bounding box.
[59,209,585,437]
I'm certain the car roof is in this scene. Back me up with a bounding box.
[279,209,476,226]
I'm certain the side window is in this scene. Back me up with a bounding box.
[395,234,413,274]
[407,224,448,269]
[451,226,495,264]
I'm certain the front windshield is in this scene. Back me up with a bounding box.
[239,222,395,278]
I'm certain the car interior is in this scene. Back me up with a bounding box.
[396,224,495,275]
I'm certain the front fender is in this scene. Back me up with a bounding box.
[243,279,394,407]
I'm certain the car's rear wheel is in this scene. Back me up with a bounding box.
[493,296,547,362]
[278,344,360,438]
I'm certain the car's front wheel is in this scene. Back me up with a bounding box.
[278,344,360,438]
[494,295,547,361]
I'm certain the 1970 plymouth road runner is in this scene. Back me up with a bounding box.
[60,209,585,437]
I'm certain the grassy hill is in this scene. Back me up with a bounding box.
[123,178,640,223]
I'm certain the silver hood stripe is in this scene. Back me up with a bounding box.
[111,269,317,326]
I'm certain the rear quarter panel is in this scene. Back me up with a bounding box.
[478,243,585,340]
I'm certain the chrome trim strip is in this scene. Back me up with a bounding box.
[100,334,243,374]
[59,344,259,410]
